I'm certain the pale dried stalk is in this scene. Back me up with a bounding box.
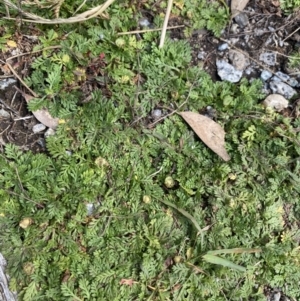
[159,0,174,48]
[2,0,115,24]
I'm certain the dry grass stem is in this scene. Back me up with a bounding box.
[159,0,174,48]
[118,25,184,36]
[2,0,115,24]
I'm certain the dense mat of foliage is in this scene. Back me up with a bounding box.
[0,1,300,300]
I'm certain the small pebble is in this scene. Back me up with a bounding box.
[268,26,275,32]
[139,18,151,27]
[234,12,249,28]
[152,109,162,120]
[260,70,273,81]
[218,43,228,51]
[0,108,10,119]
[44,128,56,137]
[0,78,17,90]
[254,28,265,36]
[32,123,46,133]
[86,203,95,216]
[245,66,254,75]
[197,51,206,60]
[37,138,46,148]
[263,94,289,112]
[216,60,243,83]
[259,52,277,66]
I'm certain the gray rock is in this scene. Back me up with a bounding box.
[152,109,162,120]
[0,109,10,119]
[32,123,46,133]
[44,128,56,137]
[269,81,297,99]
[0,78,17,90]
[228,50,249,70]
[218,43,228,51]
[216,60,243,83]
[273,71,298,87]
[263,94,289,111]
[254,28,265,36]
[197,51,206,60]
[234,12,249,28]
[273,71,290,82]
[86,203,95,216]
[259,52,277,66]
[139,18,150,27]
[261,70,273,81]
[37,138,46,148]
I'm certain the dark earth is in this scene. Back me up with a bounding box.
[0,1,299,300]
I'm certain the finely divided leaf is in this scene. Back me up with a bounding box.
[179,111,230,161]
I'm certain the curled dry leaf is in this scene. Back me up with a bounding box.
[119,278,138,287]
[17,89,59,129]
[231,0,249,17]
[179,111,230,161]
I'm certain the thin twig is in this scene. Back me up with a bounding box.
[0,98,19,115]
[118,25,184,36]
[6,45,61,61]
[0,59,37,97]
[147,76,199,128]
[1,46,61,98]
[14,116,33,121]
[159,0,174,48]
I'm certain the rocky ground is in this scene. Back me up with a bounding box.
[0,0,299,300]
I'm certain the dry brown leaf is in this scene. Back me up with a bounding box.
[19,91,59,129]
[231,0,249,17]
[180,111,230,161]
[119,278,138,287]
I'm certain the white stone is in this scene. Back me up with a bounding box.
[218,43,228,51]
[44,128,55,137]
[263,94,289,112]
[216,60,243,83]
[259,52,276,66]
[139,18,150,27]
[269,81,297,99]
[32,123,46,133]
[260,70,272,81]
[0,78,17,90]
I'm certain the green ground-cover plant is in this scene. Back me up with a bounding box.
[280,0,300,12]
[0,1,300,300]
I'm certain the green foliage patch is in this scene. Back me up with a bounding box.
[0,1,300,300]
